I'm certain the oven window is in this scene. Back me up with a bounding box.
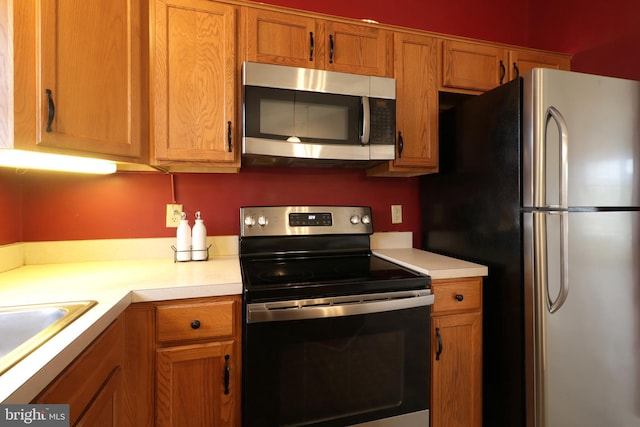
[243,306,429,426]
[281,331,404,424]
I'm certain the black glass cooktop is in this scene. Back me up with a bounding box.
[241,253,430,302]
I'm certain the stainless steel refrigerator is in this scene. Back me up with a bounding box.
[421,68,640,427]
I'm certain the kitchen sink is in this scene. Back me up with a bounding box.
[0,300,97,375]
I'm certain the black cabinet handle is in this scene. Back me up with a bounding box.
[45,89,55,132]
[190,320,201,329]
[227,121,232,153]
[329,34,334,64]
[309,32,314,61]
[499,60,506,85]
[397,131,404,158]
[436,327,443,361]
[513,62,520,79]
[223,354,230,395]
[455,294,464,302]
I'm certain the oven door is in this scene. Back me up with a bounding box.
[243,290,434,427]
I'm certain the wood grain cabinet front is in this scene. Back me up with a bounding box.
[154,296,241,427]
[33,317,125,427]
[151,0,239,170]
[430,277,483,427]
[440,39,508,93]
[368,31,439,177]
[440,39,570,93]
[13,0,145,161]
[242,6,392,77]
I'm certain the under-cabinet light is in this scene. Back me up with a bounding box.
[0,150,117,174]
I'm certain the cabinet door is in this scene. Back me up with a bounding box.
[156,341,237,427]
[394,32,438,168]
[508,49,571,80]
[39,0,143,158]
[153,0,237,164]
[244,8,322,68]
[431,313,482,427]
[34,318,124,427]
[76,368,123,427]
[441,39,507,92]
[324,21,391,77]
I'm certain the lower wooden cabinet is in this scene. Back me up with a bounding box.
[430,277,483,427]
[155,296,241,427]
[123,295,242,427]
[156,341,236,426]
[368,30,439,177]
[33,317,125,427]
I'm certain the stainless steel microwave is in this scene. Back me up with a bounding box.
[242,62,396,167]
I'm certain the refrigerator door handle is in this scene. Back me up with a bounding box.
[535,211,570,314]
[544,106,569,209]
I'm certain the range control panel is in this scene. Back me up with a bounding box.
[240,206,373,237]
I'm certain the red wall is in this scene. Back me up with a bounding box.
[14,168,420,245]
[527,0,640,80]
[0,169,22,244]
[250,0,532,47]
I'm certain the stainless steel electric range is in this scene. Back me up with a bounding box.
[240,206,433,427]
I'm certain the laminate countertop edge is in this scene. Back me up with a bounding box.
[373,248,488,280]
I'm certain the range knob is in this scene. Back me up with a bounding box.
[350,215,360,224]
[361,214,371,225]
[244,216,256,227]
[257,215,268,227]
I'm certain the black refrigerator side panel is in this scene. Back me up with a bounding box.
[421,79,525,427]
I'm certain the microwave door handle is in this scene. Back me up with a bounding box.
[360,96,370,145]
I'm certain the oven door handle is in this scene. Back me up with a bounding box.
[247,289,434,323]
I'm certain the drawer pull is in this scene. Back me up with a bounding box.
[191,320,201,329]
[455,294,464,302]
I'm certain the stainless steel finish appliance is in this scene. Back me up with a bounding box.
[422,68,640,427]
[240,206,433,426]
[242,62,396,167]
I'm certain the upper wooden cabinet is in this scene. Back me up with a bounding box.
[368,31,438,177]
[440,40,507,92]
[243,8,319,68]
[440,39,570,93]
[151,0,239,170]
[324,20,391,77]
[242,7,392,77]
[12,0,145,160]
[507,48,571,79]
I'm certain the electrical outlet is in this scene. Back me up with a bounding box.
[166,204,183,228]
[391,205,403,224]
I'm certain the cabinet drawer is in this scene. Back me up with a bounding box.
[431,277,482,314]
[157,299,236,343]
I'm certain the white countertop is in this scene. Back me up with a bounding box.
[0,234,486,404]
[373,248,488,280]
